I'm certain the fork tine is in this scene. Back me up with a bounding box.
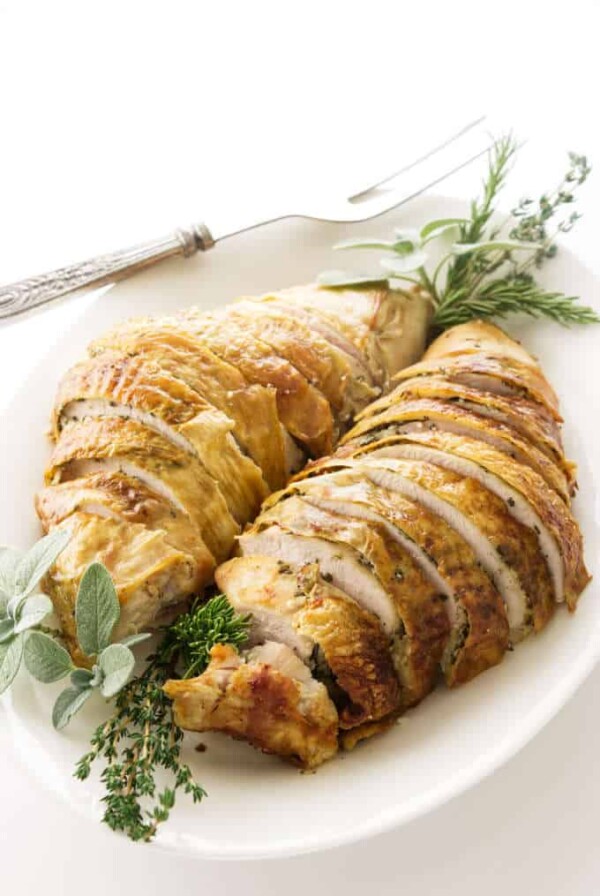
[333,137,497,224]
[348,115,488,204]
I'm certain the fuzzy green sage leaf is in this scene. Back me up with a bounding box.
[75,562,120,657]
[14,529,71,598]
[0,548,22,604]
[13,594,53,634]
[24,631,74,683]
[98,643,135,697]
[317,270,388,289]
[0,634,24,694]
[52,686,93,730]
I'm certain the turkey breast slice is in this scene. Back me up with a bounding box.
[270,283,431,387]
[216,555,401,726]
[46,416,239,562]
[88,325,288,489]
[163,642,339,769]
[46,513,202,662]
[179,311,335,456]
[224,301,354,420]
[238,525,399,636]
[281,467,508,686]
[343,429,589,608]
[422,320,541,368]
[358,375,568,472]
[254,495,449,705]
[392,353,561,419]
[344,398,570,503]
[36,472,214,574]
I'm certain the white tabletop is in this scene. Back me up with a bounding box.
[1,2,600,892]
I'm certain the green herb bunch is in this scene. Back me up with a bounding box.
[75,594,250,842]
[0,533,148,728]
[318,135,599,329]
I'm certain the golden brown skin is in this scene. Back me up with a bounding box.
[255,495,452,703]
[343,398,571,504]
[181,312,336,455]
[164,644,339,769]
[358,375,572,484]
[393,353,561,420]
[46,512,201,661]
[47,416,239,562]
[89,323,288,490]
[53,351,269,522]
[216,556,401,727]
[423,320,540,367]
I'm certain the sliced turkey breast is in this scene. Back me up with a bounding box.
[423,320,540,368]
[54,352,269,523]
[359,375,566,466]
[46,513,201,662]
[349,429,589,608]
[392,353,561,420]
[178,311,334,455]
[269,283,431,386]
[163,642,339,768]
[216,556,401,726]
[46,416,239,563]
[36,471,213,570]
[238,524,399,636]
[344,398,570,503]
[223,301,356,421]
[243,497,448,706]
[88,324,288,488]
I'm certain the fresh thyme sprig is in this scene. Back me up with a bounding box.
[318,135,599,329]
[75,595,250,842]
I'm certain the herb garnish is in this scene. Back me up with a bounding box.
[318,135,599,329]
[75,595,250,842]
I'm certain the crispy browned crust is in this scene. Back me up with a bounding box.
[362,457,555,638]
[35,471,214,570]
[357,375,571,480]
[334,429,590,609]
[423,320,540,367]
[46,512,203,663]
[223,302,353,417]
[392,353,561,419]
[181,313,335,455]
[163,645,339,769]
[339,713,401,752]
[258,495,450,704]
[90,323,287,489]
[342,398,570,503]
[46,416,238,562]
[282,467,510,685]
[295,567,401,726]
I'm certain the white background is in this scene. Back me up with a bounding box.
[1,1,599,892]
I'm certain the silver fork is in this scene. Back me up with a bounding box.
[0,117,493,321]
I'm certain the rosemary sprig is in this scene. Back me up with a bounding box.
[318,135,599,329]
[74,595,250,842]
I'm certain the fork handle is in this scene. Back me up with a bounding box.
[0,222,215,321]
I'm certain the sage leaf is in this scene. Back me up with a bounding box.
[333,238,416,254]
[15,530,71,598]
[52,686,93,730]
[13,594,54,634]
[451,239,541,256]
[0,618,15,643]
[0,548,22,604]
[98,643,135,697]
[318,270,388,289]
[380,251,428,275]
[420,217,469,241]
[70,668,94,690]
[24,631,74,683]
[75,562,120,657]
[0,634,23,694]
[119,632,152,649]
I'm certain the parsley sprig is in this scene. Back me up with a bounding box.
[318,135,599,329]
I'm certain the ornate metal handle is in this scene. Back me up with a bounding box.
[0,222,215,321]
